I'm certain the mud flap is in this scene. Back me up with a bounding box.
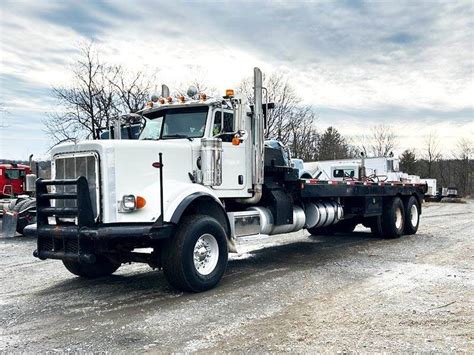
[1,210,18,238]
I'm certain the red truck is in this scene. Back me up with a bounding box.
[0,163,36,236]
[0,163,31,197]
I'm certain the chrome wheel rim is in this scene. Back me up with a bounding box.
[193,234,219,276]
[395,207,403,230]
[410,204,419,227]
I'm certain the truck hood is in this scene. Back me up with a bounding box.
[51,139,198,223]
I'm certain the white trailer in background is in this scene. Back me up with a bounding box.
[420,179,437,197]
[304,156,408,183]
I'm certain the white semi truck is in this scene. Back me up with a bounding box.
[31,68,427,292]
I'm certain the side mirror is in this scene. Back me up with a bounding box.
[250,103,275,129]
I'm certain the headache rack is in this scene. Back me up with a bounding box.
[34,177,96,263]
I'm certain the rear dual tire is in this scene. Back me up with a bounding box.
[368,197,404,238]
[403,196,420,235]
[380,196,405,238]
[369,196,420,238]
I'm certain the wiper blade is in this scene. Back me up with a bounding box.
[162,134,193,141]
[141,138,159,140]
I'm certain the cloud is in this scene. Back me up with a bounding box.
[0,0,472,159]
[384,32,418,45]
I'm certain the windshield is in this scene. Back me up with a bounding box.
[5,169,25,179]
[139,106,209,140]
[100,124,142,140]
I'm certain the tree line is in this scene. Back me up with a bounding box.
[42,44,473,196]
[399,136,473,196]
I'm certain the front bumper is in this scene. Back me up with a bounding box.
[33,177,173,264]
[33,223,174,263]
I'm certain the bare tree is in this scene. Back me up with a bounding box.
[238,71,323,160]
[175,65,218,97]
[358,124,397,157]
[44,42,155,145]
[286,107,319,160]
[424,131,441,177]
[238,71,303,142]
[454,137,473,195]
[110,67,157,113]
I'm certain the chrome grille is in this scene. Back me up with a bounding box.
[54,154,99,218]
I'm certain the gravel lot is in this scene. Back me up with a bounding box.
[1,201,473,352]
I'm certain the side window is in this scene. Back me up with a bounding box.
[333,169,355,178]
[5,169,21,179]
[386,160,394,172]
[213,111,234,136]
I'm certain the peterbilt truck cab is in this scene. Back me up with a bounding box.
[33,68,426,292]
[34,69,268,291]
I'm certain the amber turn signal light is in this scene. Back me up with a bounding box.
[232,135,240,146]
[136,196,146,209]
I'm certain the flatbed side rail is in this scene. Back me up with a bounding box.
[299,179,427,198]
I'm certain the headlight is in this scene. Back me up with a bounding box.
[122,195,136,211]
[119,194,146,213]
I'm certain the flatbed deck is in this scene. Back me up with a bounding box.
[298,179,427,198]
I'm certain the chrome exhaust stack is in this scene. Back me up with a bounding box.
[237,67,264,204]
[253,67,264,189]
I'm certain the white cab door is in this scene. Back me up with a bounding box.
[210,109,247,191]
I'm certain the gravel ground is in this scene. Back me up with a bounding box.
[0,201,473,352]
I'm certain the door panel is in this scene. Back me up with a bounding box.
[213,143,246,190]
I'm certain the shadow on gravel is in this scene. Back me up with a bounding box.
[35,269,179,297]
[34,232,383,300]
[228,232,379,270]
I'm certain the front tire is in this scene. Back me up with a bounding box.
[62,256,120,278]
[16,199,36,235]
[162,214,228,292]
[404,196,420,235]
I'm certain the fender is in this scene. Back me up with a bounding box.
[169,191,236,253]
[170,192,223,224]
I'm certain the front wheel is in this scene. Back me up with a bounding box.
[161,214,228,292]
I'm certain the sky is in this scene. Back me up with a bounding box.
[0,0,473,160]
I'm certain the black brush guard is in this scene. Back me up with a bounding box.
[33,177,173,264]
